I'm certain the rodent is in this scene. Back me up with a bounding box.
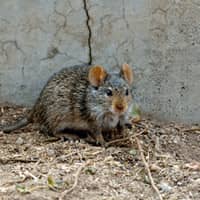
[1,63,134,146]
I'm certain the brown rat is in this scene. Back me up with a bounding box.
[1,64,134,146]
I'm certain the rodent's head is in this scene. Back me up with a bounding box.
[88,64,134,116]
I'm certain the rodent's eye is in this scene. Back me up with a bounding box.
[106,89,113,96]
[125,89,129,96]
[93,86,98,90]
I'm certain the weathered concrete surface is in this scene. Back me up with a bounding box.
[0,0,89,105]
[1,0,200,123]
[88,0,200,123]
[146,0,200,123]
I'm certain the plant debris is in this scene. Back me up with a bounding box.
[0,104,200,200]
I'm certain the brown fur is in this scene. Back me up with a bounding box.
[121,63,134,85]
[2,64,134,146]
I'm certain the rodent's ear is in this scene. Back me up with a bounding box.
[120,63,134,85]
[88,65,107,87]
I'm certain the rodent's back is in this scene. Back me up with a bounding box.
[2,63,134,146]
[31,65,91,131]
[30,63,134,137]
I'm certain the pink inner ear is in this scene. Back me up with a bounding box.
[88,65,107,87]
[122,63,133,84]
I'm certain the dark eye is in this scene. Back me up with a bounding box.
[93,86,98,90]
[106,89,113,96]
[125,89,129,96]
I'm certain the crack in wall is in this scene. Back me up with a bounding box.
[53,0,68,37]
[83,0,92,65]
[0,40,27,79]
[0,40,25,62]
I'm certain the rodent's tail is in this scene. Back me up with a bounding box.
[1,118,29,133]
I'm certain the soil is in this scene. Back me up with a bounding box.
[0,104,199,200]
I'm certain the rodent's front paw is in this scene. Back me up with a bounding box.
[125,123,132,129]
[97,139,106,147]
[95,133,106,147]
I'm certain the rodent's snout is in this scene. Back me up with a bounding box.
[112,99,128,114]
[115,103,125,111]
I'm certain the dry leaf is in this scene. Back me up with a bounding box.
[184,162,200,171]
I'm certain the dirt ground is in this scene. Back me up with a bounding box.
[0,104,200,200]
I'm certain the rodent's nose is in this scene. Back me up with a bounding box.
[115,104,124,111]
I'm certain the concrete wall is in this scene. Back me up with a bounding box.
[0,0,200,123]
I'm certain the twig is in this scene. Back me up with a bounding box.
[183,128,200,132]
[2,176,29,186]
[59,160,90,200]
[134,123,146,129]
[0,158,38,164]
[55,152,78,162]
[84,150,104,156]
[106,129,147,146]
[24,170,38,182]
[135,137,163,200]
[105,136,131,146]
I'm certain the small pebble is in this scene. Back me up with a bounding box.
[75,140,80,144]
[159,182,172,193]
[39,166,48,174]
[150,164,161,172]
[129,149,137,156]
[173,135,180,144]
[177,181,183,186]
[58,155,67,162]
[16,137,24,145]
[47,149,55,157]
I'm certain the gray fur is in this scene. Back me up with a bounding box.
[2,64,133,146]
